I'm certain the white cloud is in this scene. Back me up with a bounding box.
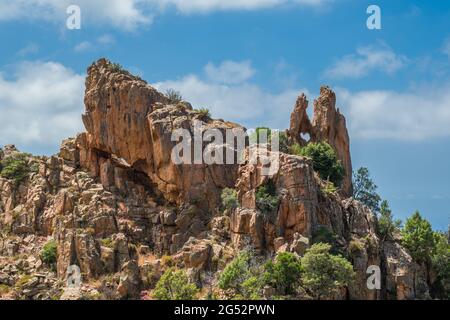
[74,41,92,52]
[337,83,450,141]
[324,44,408,79]
[0,0,331,30]
[17,43,39,57]
[153,61,305,129]
[74,34,115,52]
[150,0,331,14]
[0,0,151,30]
[0,61,84,150]
[204,60,255,84]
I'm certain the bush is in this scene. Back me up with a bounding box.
[278,131,290,154]
[195,108,211,119]
[153,268,199,300]
[249,127,272,145]
[0,153,31,186]
[218,250,264,299]
[402,211,435,264]
[300,243,355,300]
[255,180,280,220]
[165,89,183,103]
[218,251,252,293]
[322,181,338,195]
[294,142,345,187]
[40,240,57,266]
[221,188,239,212]
[378,200,401,240]
[263,252,302,295]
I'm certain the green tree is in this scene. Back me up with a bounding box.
[378,200,402,240]
[0,153,31,186]
[255,180,280,220]
[218,251,252,294]
[301,243,355,300]
[221,188,239,212]
[154,268,199,300]
[431,232,450,298]
[263,252,302,295]
[40,240,57,266]
[353,167,381,213]
[295,142,345,188]
[401,211,435,264]
[218,250,263,299]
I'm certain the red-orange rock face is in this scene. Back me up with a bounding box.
[289,86,353,197]
[79,59,242,210]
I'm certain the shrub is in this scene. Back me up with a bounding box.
[161,255,174,267]
[249,127,272,145]
[40,240,57,266]
[195,108,211,119]
[402,211,435,264]
[322,181,338,195]
[241,276,263,300]
[300,243,355,300]
[0,284,11,296]
[154,268,199,300]
[0,153,31,186]
[221,188,239,212]
[218,251,252,293]
[378,200,401,240]
[218,250,264,299]
[278,131,291,154]
[263,252,302,295]
[295,142,345,187]
[255,180,280,220]
[165,89,183,103]
[289,143,302,156]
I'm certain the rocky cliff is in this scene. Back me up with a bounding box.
[0,59,432,300]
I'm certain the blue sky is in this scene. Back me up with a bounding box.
[0,0,449,230]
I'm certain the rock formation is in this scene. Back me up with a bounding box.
[288,87,353,197]
[0,59,436,300]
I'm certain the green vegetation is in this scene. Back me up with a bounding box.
[378,200,401,240]
[221,188,239,212]
[40,240,57,266]
[218,251,253,295]
[278,131,290,154]
[431,231,450,298]
[301,243,355,300]
[255,180,280,220]
[165,89,183,103]
[0,153,31,186]
[249,127,272,145]
[401,211,435,264]
[293,142,345,188]
[353,167,381,213]
[312,226,339,252]
[154,268,199,300]
[263,252,302,295]
[194,108,211,119]
[322,181,338,195]
[0,284,11,295]
[105,61,143,81]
